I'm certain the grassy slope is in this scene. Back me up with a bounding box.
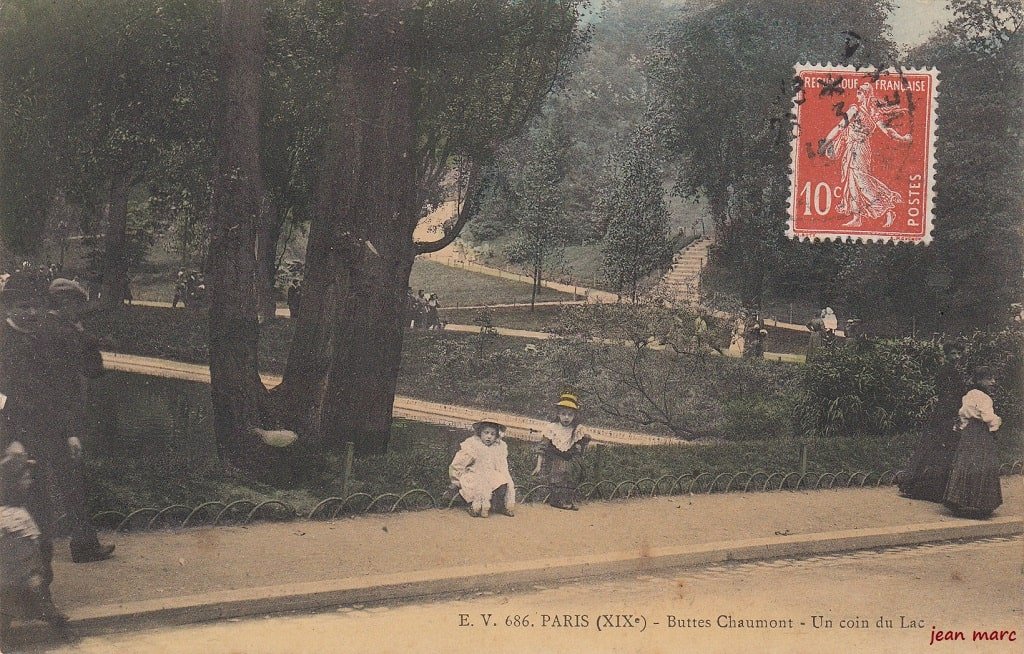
[84,372,1023,516]
[409,259,575,306]
[84,306,794,434]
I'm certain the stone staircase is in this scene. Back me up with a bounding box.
[659,236,713,304]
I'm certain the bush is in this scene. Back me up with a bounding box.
[723,397,793,441]
[794,328,1024,437]
[795,338,944,438]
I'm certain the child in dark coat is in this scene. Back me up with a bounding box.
[531,393,590,510]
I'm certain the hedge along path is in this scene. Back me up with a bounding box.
[99,351,683,447]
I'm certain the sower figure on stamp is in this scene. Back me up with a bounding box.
[820,83,912,228]
[531,393,590,511]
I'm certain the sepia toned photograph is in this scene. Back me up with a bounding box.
[0,0,1020,652]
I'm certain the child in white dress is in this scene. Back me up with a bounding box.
[449,421,516,518]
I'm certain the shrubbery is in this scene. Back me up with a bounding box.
[795,328,1023,438]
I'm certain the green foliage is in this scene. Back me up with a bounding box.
[601,121,671,301]
[470,0,679,246]
[0,0,217,261]
[548,298,796,439]
[795,338,944,438]
[505,120,573,301]
[83,372,1015,514]
[795,328,1024,438]
[650,0,896,309]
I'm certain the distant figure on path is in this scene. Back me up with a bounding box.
[821,307,838,334]
[728,316,745,356]
[806,317,825,356]
[287,279,302,319]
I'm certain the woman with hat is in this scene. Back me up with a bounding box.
[449,420,516,518]
[943,367,1004,518]
[531,393,590,510]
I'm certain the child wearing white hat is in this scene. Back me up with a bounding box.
[449,421,516,518]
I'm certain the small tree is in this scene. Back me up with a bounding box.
[548,298,789,440]
[601,122,671,303]
[506,121,571,309]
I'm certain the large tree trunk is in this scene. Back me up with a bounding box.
[255,208,284,322]
[206,0,272,472]
[98,174,131,307]
[273,0,417,455]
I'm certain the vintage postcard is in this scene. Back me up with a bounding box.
[0,0,1020,653]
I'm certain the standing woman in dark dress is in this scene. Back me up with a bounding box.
[898,346,963,502]
[943,367,1003,518]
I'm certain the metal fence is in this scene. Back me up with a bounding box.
[86,460,1024,533]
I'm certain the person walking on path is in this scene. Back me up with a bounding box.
[744,316,767,359]
[821,307,839,333]
[898,345,964,502]
[728,316,745,356]
[287,279,302,319]
[449,420,516,518]
[531,393,590,511]
[943,367,1003,518]
[0,277,114,582]
[1,442,73,646]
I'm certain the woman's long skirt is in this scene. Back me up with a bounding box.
[898,427,959,502]
[943,419,1003,517]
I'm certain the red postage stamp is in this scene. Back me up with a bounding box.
[788,64,939,243]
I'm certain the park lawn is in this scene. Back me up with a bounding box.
[83,371,1024,521]
[409,259,576,307]
[442,305,567,331]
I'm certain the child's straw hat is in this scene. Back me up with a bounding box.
[555,393,580,411]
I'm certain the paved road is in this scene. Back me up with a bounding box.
[38,537,1022,654]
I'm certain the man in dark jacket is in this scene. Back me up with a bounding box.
[0,276,113,586]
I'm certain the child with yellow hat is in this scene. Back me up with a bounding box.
[531,393,591,510]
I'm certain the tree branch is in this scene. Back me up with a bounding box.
[414,160,482,254]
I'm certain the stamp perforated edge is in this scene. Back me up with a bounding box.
[785,62,940,245]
